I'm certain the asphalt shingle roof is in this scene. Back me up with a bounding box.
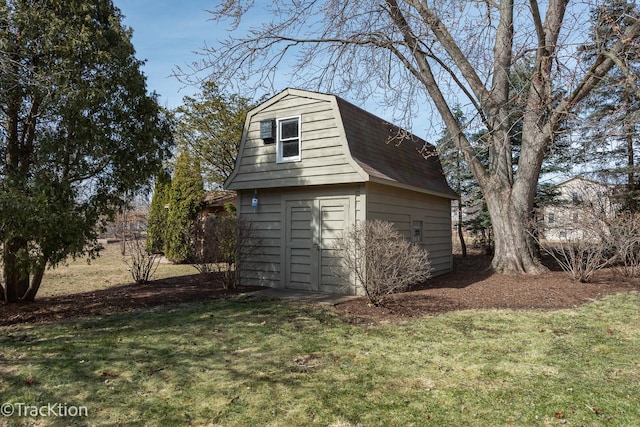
[335,96,458,199]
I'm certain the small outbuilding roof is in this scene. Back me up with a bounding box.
[335,96,458,199]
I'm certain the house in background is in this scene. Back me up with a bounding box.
[202,191,237,217]
[224,88,458,295]
[542,176,615,242]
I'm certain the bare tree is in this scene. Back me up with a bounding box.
[333,220,432,306]
[196,0,640,276]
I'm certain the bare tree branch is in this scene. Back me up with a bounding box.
[196,0,640,275]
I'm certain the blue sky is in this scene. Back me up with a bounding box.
[114,1,212,109]
[113,1,409,126]
[112,1,437,140]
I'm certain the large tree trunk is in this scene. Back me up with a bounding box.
[2,239,31,303]
[485,189,547,274]
[1,238,47,303]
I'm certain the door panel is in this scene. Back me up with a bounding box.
[318,199,349,292]
[284,201,314,290]
[284,197,350,292]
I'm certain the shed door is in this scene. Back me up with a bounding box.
[284,198,350,292]
[285,201,314,290]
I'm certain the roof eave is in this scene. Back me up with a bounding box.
[368,176,459,200]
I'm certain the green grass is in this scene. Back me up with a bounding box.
[1,291,639,426]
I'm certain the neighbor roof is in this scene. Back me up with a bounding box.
[335,95,458,199]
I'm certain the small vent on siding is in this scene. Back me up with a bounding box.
[260,119,276,144]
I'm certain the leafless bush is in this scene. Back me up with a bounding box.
[123,234,161,284]
[191,214,234,287]
[191,214,260,289]
[192,215,229,274]
[606,212,640,277]
[542,239,614,283]
[332,220,432,306]
[532,193,617,282]
[535,208,640,282]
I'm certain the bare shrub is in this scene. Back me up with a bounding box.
[123,234,161,284]
[191,214,260,289]
[606,212,640,277]
[332,220,432,306]
[533,192,616,282]
[191,214,235,288]
[534,207,640,282]
[541,239,614,283]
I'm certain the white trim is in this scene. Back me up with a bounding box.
[276,115,302,163]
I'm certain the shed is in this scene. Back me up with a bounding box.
[202,191,237,217]
[225,88,458,295]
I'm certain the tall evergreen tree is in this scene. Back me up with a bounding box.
[146,170,172,254]
[0,0,173,303]
[164,149,204,263]
[579,0,640,211]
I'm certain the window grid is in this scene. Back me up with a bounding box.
[277,116,301,163]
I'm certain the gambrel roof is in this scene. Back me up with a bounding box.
[335,96,457,199]
[225,88,457,199]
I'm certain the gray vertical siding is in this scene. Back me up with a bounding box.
[237,185,365,294]
[236,189,283,288]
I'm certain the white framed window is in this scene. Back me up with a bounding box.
[276,116,301,163]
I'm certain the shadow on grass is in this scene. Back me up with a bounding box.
[0,272,265,327]
[0,299,336,425]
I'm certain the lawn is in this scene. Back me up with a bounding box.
[38,241,196,298]
[1,290,639,426]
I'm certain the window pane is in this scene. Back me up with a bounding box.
[282,140,300,158]
[281,119,299,139]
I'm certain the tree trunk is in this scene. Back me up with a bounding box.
[484,185,547,275]
[2,239,30,303]
[1,239,49,303]
[21,262,46,302]
[457,202,467,257]
[625,87,637,212]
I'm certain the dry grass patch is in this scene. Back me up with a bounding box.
[39,242,196,297]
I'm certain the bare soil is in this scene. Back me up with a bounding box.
[2,252,638,326]
[0,274,264,327]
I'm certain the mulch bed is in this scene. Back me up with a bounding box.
[0,274,264,327]
[333,253,639,324]
[2,253,638,326]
